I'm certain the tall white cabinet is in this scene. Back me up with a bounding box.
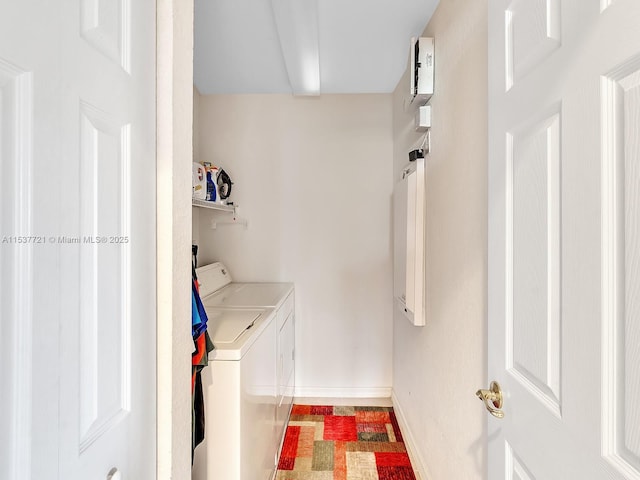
[393,158,426,326]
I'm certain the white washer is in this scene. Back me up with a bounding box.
[192,263,295,480]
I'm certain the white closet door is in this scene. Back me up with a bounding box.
[487,0,640,478]
[0,1,157,478]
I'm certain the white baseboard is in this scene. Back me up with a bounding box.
[294,386,392,400]
[391,389,429,480]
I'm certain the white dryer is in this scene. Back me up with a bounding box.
[192,263,295,480]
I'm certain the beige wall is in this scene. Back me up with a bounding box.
[194,94,395,397]
[391,0,488,478]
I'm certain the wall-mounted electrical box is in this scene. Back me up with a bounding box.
[409,37,434,106]
[393,158,426,326]
[415,105,431,131]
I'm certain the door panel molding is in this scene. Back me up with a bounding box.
[80,0,131,73]
[0,57,33,480]
[505,106,562,417]
[78,100,132,452]
[506,442,536,480]
[505,0,561,91]
[601,54,640,479]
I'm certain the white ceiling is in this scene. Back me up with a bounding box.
[193,0,441,95]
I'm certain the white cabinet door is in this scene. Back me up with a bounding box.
[277,298,295,438]
[0,1,156,479]
[488,0,640,478]
[393,159,425,326]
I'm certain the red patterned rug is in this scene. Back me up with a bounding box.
[276,405,417,480]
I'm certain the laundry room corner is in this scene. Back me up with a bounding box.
[191,93,396,399]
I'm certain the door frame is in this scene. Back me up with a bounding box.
[156,1,195,479]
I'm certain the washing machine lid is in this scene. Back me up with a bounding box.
[203,282,293,308]
[207,309,261,344]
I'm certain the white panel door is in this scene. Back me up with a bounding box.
[488,0,640,479]
[0,1,156,479]
[393,160,426,326]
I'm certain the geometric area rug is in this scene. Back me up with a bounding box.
[276,405,417,480]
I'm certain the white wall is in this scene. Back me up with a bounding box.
[194,94,394,397]
[391,0,488,478]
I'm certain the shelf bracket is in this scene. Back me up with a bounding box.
[210,215,248,229]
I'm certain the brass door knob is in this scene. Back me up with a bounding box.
[476,380,504,418]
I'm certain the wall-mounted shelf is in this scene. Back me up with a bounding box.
[192,199,248,229]
[192,199,235,212]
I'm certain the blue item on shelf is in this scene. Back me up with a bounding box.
[206,171,217,202]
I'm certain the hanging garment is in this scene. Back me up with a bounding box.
[191,267,214,462]
[193,370,205,456]
[192,280,209,339]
